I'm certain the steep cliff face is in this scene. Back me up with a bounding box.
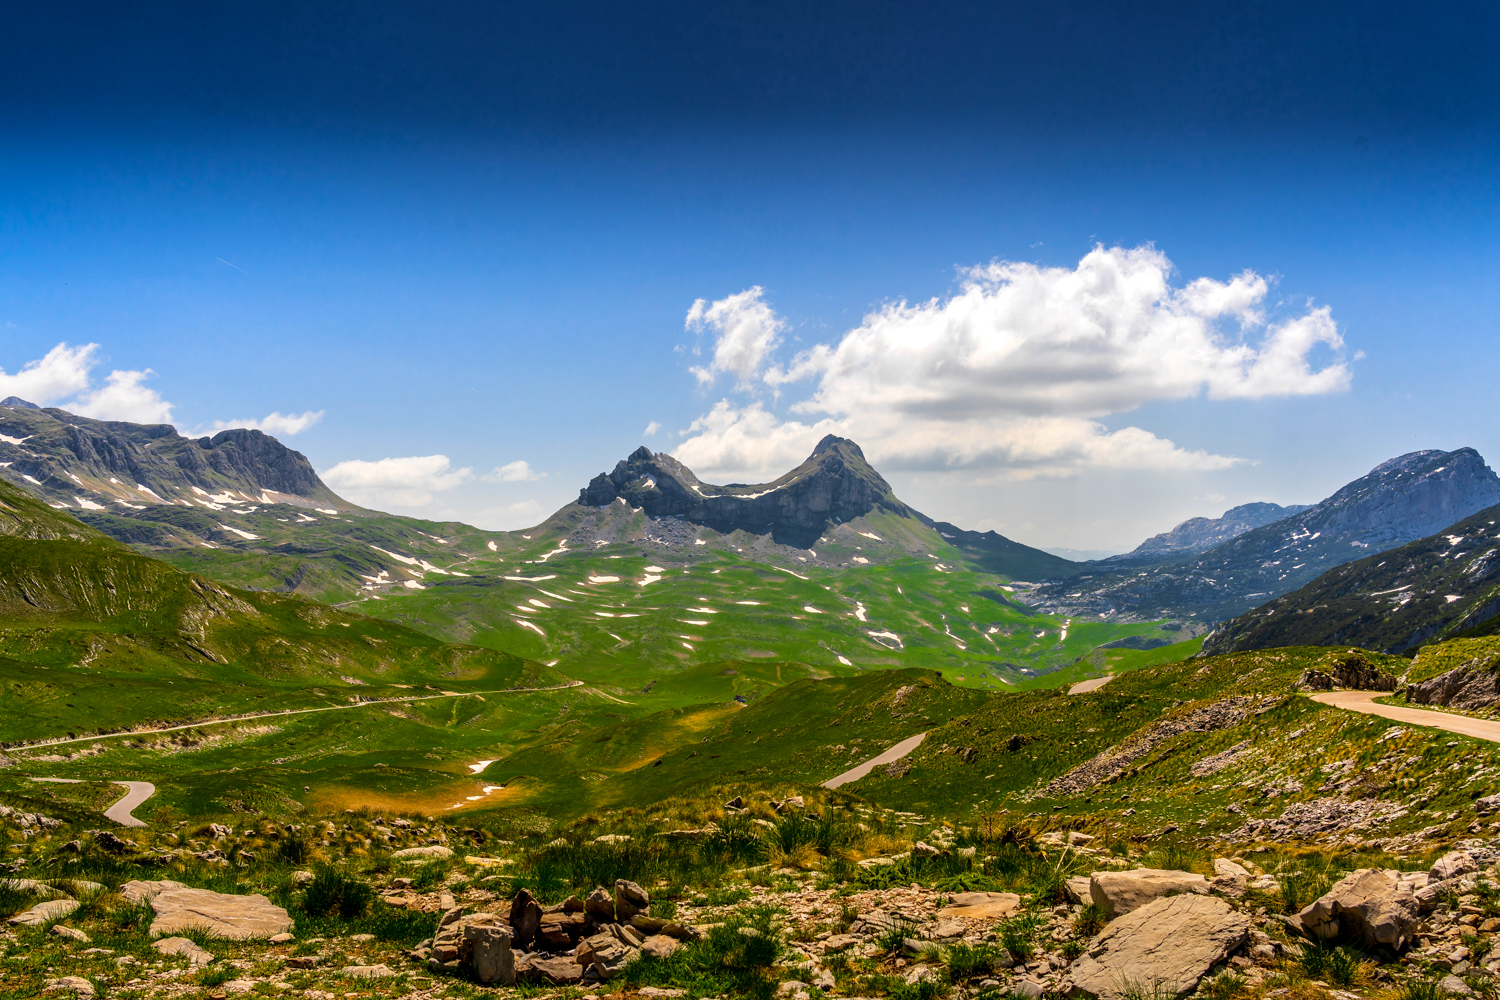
[1033,448,1500,624]
[0,402,344,513]
[577,435,920,548]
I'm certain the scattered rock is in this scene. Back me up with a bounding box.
[1441,975,1475,995]
[585,886,616,921]
[390,845,453,860]
[50,925,90,942]
[340,964,396,979]
[1089,868,1210,917]
[1068,893,1249,999]
[516,953,584,984]
[1431,851,1478,883]
[43,976,94,997]
[268,932,294,944]
[152,936,214,966]
[642,933,679,959]
[509,887,543,947]
[91,831,132,855]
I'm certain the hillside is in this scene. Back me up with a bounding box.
[1032,447,1500,624]
[1204,501,1500,655]
[0,478,554,746]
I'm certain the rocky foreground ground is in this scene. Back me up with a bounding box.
[2,796,1499,1000]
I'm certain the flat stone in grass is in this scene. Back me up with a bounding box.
[937,891,1022,920]
[146,886,293,940]
[152,936,214,966]
[8,898,80,926]
[1067,893,1249,999]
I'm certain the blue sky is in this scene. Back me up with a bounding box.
[1,1,1497,552]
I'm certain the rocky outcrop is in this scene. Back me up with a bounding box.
[1296,869,1419,951]
[1088,869,1210,917]
[575,437,920,548]
[1044,698,1259,797]
[1407,659,1500,712]
[1068,894,1249,999]
[1298,651,1399,692]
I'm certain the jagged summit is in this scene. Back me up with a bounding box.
[577,436,917,548]
[1,396,40,409]
[1119,501,1311,561]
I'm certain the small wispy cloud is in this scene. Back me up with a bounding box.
[483,460,546,482]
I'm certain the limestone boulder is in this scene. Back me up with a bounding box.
[391,845,453,860]
[1068,893,1250,999]
[576,930,640,980]
[1212,859,1250,897]
[509,888,543,947]
[1089,868,1210,917]
[1431,851,1478,883]
[120,880,187,905]
[615,879,650,921]
[1296,869,1418,951]
[585,886,616,921]
[147,886,293,940]
[461,924,515,985]
[642,933,679,959]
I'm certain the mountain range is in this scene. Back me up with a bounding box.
[1032,448,1500,623]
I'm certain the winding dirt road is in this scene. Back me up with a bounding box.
[1311,690,1500,744]
[30,777,154,828]
[823,733,927,789]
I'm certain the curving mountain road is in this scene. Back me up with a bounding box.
[1311,690,1500,744]
[823,733,927,789]
[30,777,154,828]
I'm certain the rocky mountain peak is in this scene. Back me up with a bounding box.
[575,437,914,547]
[1,397,40,409]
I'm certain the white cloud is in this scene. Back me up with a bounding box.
[686,286,786,387]
[69,369,175,424]
[675,246,1350,479]
[320,454,474,508]
[643,420,661,437]
[0,342,98,403]
[200,410,324,438]
[484,460,546,483]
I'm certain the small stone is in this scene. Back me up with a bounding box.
[152,936,214,966]
[1441,975,1474,995]
[43,976,95,997]
[642,934,678,959]
[50,925,90,942]
[268,933,294,944]
[340,964,396,979]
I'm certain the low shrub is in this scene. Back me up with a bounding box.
[1073,903,1107,937]
[302,868,374,919]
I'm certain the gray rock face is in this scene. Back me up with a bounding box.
[1068,894,1249,998]
[1128,502,1310,559]
[1407,662,1500,712]
[1297,868,1419,951]
[614,879,649,922]
[1088,868,1210,917]
[577,436,918,549]
[1298,652,1399,692]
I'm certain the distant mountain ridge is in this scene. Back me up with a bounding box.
[0,401,342,512]
[1032,448,1500,623]
[1204,500,1500,655]
[1119,501,1310,561]
[579,435,920,548]
[569,436,1076,579]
